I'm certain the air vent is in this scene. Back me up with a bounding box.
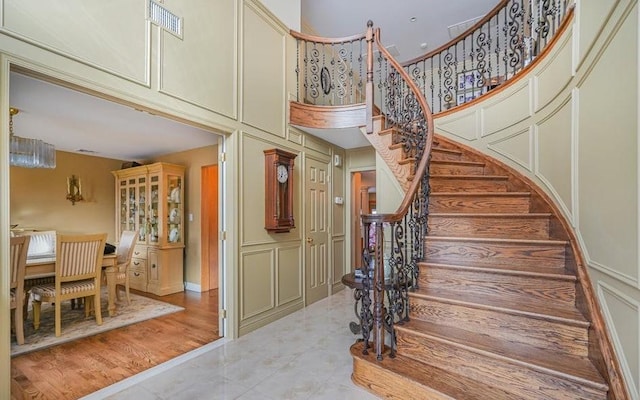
[448,15,496,39]
[148,1,183,38]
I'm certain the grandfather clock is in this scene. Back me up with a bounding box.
[264,149,297,233]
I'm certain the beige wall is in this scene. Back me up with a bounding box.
[434,1,639,396]
[153,145,218,287]
[10,150,122,241]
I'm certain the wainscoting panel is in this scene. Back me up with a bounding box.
[576,4,638,285]
[276,244,303,306]
[597,281,640,397]
[240,248,275,320]
[535,96,573,220]
[241,0,286,136]
[436,109,477,141]
[332,237,345,290]
[481,82,531,136]
[577,0,618,68]
[487,127,533,172]
[1,0,149,84]
[158,0,237,118]
[534,29,573,112]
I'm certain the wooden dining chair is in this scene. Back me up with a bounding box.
[115,230,138,304]
[31,233,107,337]
[10,236,30,345]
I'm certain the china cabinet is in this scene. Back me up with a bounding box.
[112,162,185,295]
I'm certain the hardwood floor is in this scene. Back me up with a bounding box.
[11,289,220,400]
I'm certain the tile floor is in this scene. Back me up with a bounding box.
[85,289,380,400]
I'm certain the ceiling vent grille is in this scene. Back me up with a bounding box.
[148,1,183,38]
[448,15,496,39]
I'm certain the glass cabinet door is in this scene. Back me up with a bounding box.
[166,174,182,245]
[149,175,160,245]
[119,179,128,237]
[137,176,147,243]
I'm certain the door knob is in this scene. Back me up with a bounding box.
[306,237,313,243]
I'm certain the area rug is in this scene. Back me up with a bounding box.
[11,289,184,357]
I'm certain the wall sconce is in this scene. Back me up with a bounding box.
[66,175,83,205]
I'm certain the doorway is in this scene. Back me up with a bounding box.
[304,156,330,305]
[351,170,376,269]
[201,164,219,291]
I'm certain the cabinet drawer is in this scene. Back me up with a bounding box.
[132,245,147,260]
[129,258,147,291]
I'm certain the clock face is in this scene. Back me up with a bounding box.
[277,164,289,183]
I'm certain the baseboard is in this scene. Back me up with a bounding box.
[184,282,201,292]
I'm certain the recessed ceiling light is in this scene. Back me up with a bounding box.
[410,17,417,22]
[420,42,428,49]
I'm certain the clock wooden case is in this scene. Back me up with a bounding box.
[264,148,297,233]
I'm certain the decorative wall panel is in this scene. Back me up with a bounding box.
[535,32,573,111]
[487,128,532,171]
[436,110,477,141]
[241,1,285,135]
[240,249,274,319]
[159,0,236,118]
[577,7,638,284]
[2,0,149,84]
[598,282,640,396]
[481,83,530,136]
[535,98,573,219]
[276,245,302,305]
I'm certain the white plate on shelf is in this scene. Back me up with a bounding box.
[169,228,179,243]
[169,208,179,223]
[170,187,181,203]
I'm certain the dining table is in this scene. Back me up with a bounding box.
[25,253,120,317]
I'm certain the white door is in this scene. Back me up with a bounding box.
[305,157,329,305]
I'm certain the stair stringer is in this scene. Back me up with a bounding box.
[358,115,413,193]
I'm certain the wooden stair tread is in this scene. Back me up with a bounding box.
[419,261,576,280]
[410,287,588,326]
[430,191,531,197]
[350,342,520,400]
[431,174,509,180]
[433,147,463,156]
[429,212,551,219]
[431,159,485,167]
[397,320,608,390]
[426,235,567,246]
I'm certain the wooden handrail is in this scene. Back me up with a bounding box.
[367,27,434,223]
[289,29,366,44]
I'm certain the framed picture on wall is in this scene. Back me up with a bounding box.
[456,70,486,105]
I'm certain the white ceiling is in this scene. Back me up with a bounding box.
[301,0,500,63]
[8,1,499,158]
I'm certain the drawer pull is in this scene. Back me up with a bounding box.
[134,272,140,277]
[133,261,140,266]
[152,264,157,269]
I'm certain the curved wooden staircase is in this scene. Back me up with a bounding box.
[350,136,612,399]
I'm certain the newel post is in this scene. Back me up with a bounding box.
[365,20,374,135]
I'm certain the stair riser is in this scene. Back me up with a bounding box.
[428,195,531,213]
[431,150,462,162]
[352,356,454,400]
[430,163,484,175]
[395,331,606,400]
[424,239,566,269]
[431,178,507,192]
[418,265,576,304]
[408,296,589,357]
[427,216,550,239]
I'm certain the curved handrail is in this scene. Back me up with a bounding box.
[402,0,573,113]
[289,30,366,44]
[355,23,435,360]
[369,27,434,221]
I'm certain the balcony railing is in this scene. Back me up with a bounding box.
[403,0,572,113]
